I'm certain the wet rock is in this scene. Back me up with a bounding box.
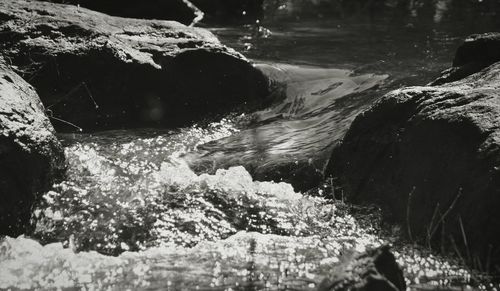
[38,0,200,25]
[328,61,500,267]
[0,0,269,132]
[0,61,65,236]
[432,32,500,85]
[318,246,406,291]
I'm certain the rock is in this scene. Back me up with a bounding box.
[432,32,500,85]
[38,0,201,25]
[453,33,500,67]
[318,246,406,291]
[0,0,269,132]
[0,61,65,236]
[327,61,500,266]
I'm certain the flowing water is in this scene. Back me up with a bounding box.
[2,2,500,290]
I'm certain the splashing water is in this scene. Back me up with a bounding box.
[0,117,477,290]
[30,117,377,256]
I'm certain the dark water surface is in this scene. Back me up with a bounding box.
[1,4,500,290]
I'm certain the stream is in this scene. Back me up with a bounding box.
[1,2,500,290]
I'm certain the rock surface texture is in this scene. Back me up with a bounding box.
[328,35,500,266]
[0,61,65,236]
[318,246,406,291]
[0,0,269,132]
[38,0,201,25]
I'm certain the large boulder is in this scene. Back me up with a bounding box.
[318,246,406,291]
[0,61,65,236]
[0,0,269,132]
[328,59,500,266]
[432,32,500,85]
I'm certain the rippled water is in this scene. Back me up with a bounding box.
[2,4,500,290]
[185,64,388,190]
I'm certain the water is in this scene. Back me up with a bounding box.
[0,121,472,289]
[185,64,388,190]
[190,4,500,190]
[2,3,500,290]
[0,123,474,290]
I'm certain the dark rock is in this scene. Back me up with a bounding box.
[432,32,500,85]
[453,33,500,67]
[0,61,65,236]
[38,0,200,25]
[318,246,406,291]
[0,0,269,132]
[328,61,500,267]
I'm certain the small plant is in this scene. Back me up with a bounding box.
[425,188,463,250]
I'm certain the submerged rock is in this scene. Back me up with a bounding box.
[432,32,500,85]
[318,246,406,291]
[328,59,500,267]
[0,61,65,236]
[0,0,269,132]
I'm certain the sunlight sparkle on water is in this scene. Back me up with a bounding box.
[0,119,481,290]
